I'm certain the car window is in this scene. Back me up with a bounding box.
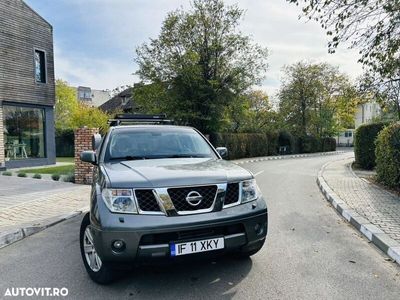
[105,128,216,161]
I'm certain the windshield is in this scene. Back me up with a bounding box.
[104,127,217,161]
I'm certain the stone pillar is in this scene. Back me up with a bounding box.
[74,127,99,184]
[0,104,5,170]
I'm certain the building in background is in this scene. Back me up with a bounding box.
[99,88,137,113]
[0,0,56,169]
[336,101,381,147]
[76,86,111,107]
[355,101,381,128]
[336,129,355,147]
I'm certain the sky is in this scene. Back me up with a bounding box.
[25,0,363,99]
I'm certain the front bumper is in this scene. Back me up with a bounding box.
[90,197,268,262]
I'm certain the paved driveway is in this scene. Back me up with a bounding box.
[0,176,89,230]
[0,153,399,299]
[0,176,80,208]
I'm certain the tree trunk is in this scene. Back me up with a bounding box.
[397,102,400,121]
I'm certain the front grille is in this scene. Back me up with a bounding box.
[135,189,161,212]
[167,185,217,212]
[224,183,239,205]
[140,223,245,245]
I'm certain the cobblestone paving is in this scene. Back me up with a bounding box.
[322,154,400,243]
[0,176,90,230]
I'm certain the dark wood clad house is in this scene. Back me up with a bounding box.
[0,0,56,169]
[99,88,137,113]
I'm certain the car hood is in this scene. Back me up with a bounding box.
[103,158,252,188]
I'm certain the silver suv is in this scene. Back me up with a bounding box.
[80,115,268,284]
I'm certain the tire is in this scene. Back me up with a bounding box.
[237,239,265,258]
[80,213,115,284]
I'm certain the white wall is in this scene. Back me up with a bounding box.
[355,102,381,128]
[336,129,354,146]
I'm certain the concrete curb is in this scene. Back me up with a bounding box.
[234,150,346,165]
[317,160,400,266]
[0,208,88,249]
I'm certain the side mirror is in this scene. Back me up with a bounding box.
[92,134,102,150]
[80,150,97,165]
[216,147,228,159]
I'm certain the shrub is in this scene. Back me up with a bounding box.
[2,171,12,176]
[63,173,75,183]
[298,136,319,153]
[210,133,269,159]
[278,130,297,154]
[32,174,42,179]
[375,122,400,188]
[17,172,27,177]
[354,122,387,170]
[55,128,74,157]
[245,134,269,158]
[210,132,331,159]
[267,131,278,155]
[51,174,60,181]
[321,137,337,152]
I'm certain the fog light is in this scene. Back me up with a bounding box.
[254,223,264,236]
[112,240,125,252]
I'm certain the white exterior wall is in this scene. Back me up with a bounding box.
[91,90,111,107]
[355,102,381,128]
[74,87,111,107]
[336,129,354,146]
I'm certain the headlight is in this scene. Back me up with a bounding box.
[241,179,260,203]
[101,188,138,214]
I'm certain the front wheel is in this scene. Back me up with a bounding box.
[80,213,115,284]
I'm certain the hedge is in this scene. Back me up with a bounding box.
[267,131,279,156]
[278,130,298,154]
[209,133,269,160]
[210,133,336,160]
[298,136,319,153]
[55,128,74,157]
[375,122,400,188]
[321,137,337,152]
[354,122,387,170]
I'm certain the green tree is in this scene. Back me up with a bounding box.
[55,79,110,131]
[278,62,358,137]
[225,90,279,133]
[134,0,268,133]
[132,82,171,115]
[70,103,110,133]
[55,79,78,130]
[360,70,400,121]
[288,0,400,82]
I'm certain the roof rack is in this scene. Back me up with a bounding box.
[108,114,174,126]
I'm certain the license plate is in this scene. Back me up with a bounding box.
[170,237,224,256]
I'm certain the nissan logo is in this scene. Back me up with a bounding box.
[185,191,203,206]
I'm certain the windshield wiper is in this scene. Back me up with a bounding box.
[165,154,208,158]
[110,154,208,161]
[110,156,147,161]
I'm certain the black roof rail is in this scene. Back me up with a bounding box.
[108,114,174,126]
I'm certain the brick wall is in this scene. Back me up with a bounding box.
[0,104,4,169]
[74,127,99,184]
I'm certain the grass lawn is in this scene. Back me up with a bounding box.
[56,157,74,164]
[19,164,74,175]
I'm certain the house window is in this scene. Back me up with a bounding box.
[77,87,92,100]
[121,97,129,105]
[34,50,46,83]
[3,105,46,160]
[344,131,353,138]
